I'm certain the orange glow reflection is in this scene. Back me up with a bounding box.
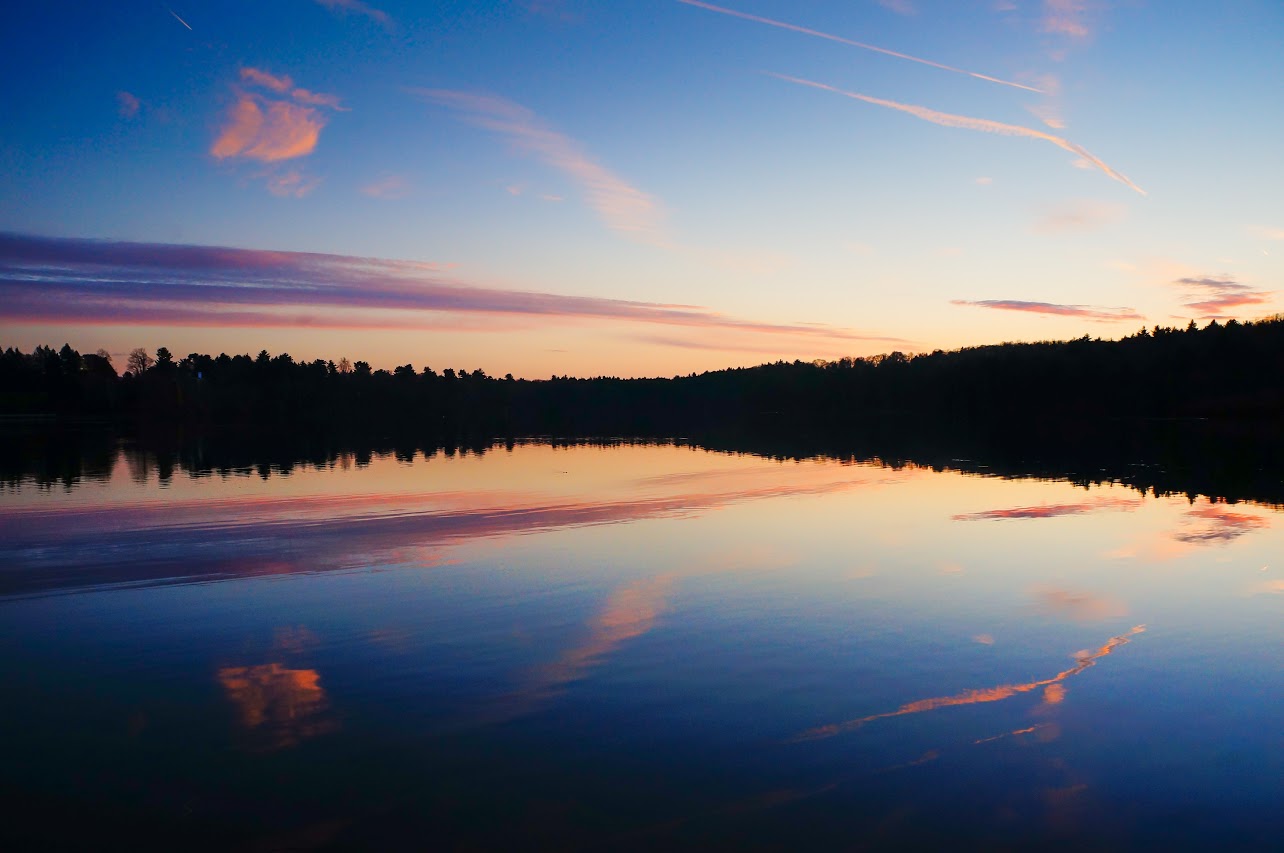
[217,663,335,749]
[793,626,1145,742]
[952,497,1140,521]
[509,574,676,710]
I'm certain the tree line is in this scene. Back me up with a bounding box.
[4,315,1284,431]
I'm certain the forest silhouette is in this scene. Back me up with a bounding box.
[5,316,1284,431]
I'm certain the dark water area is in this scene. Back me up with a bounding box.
[1,424,1281,849]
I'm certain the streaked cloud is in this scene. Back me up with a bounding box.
[314,0,392,29]
[361,174,411,199]
[116,91,140,119]
[417,89,665,245]
[1035,199,1126,233]
[771,73,1145,195]
[680,0,1043,93]
[953,497,1140,521]
[792,626,1145,741]
[1173,275,1272,318]
[952,299,1143,322]
[0,232,889,344]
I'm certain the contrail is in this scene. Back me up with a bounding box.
[678,0,1043,94]
[167,7,193,30]
[771,73,1145,196]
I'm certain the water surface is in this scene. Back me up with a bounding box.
[1,438,1280,848]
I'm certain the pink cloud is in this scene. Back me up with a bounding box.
[951,299,1143,322]
[1173,275,1272,318]
[211,96,325,162]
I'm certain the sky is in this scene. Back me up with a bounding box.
[1,0,1281,378]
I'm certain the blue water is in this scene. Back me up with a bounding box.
[1,440,1279,848]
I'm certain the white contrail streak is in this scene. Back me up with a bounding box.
[167,8,193,30]
[678,0,1044,94]
[771,73,1145,196]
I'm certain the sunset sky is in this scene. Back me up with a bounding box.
[2,0,1281,377]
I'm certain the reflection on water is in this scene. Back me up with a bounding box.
[217,663,335,751]
[794,626,1146,742]
[1175,504,1271,543]
[0,436,1280,848]
[951,496,1141,520]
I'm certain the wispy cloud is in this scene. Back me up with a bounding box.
[360,174,411,199]
[238,67,347,110]
[266,170,321,198]
[876,0,917,15]
[0,232,888,344]
[952,299,1143,322]
[116,91,141,119]
[1173,275,1272,318]
[416,89,666,245]
[680,0,1043,93]
[1042,0,1091,38]
[314,0,393,29]
[240,67,293,94]
[1035,199,1126,233]
[771,73,1145,195]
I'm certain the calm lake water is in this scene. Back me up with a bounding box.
[2,437,1280,849]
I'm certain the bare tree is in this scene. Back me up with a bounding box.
[126,347,154,376]
[338,357,352,374]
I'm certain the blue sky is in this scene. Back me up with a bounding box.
[1,1,1281,376]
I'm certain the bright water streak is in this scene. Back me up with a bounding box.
[0,441,1280,848]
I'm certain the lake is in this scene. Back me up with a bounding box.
[1,434,1280,849]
